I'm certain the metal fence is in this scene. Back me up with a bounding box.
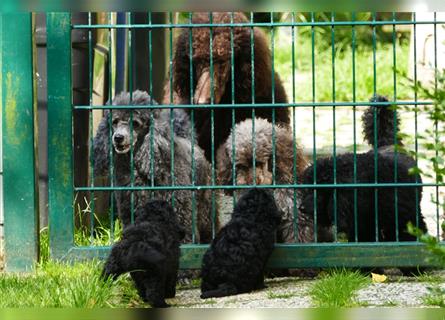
[2,12,445,271]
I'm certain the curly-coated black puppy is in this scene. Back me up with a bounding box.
[167,12,290,160]
[299,95,427,243]
[200,189,282,299]
[102,200,185,308]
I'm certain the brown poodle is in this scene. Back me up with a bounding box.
[216,118,313,244]
[165,12,290,160]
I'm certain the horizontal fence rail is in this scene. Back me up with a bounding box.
[59,243,439,269]
[72,20,445,29]
[73,101,435,110]
[74,182,443,192]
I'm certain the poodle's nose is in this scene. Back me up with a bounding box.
[114,134,125,144]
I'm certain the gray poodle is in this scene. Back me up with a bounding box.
[93,90,217,243]
[216,117,313,244]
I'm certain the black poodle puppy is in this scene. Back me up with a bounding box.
[102,200,185,308]
[299,95,427,243]
[166,12,290,160]
[200,189,282,298]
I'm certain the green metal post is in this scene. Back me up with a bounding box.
[47,13,74,260]
[2,13,38,272]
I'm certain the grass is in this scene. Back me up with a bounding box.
[0,260,145,308]
[415,271,445,284]
[0,227,145,308]
[73,195,123,247]
[177,277,202,290]
[274,28,411,103]
[309,269,370,307]
[0,224,199,308]
[422,286,445,308]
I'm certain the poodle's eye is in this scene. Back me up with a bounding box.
[112,119,119,126]
[236,164,249,171]
[255,161,264,166]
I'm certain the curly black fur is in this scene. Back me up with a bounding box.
[300,152,427,242]
[200,189,282,298]
[299,95,427,243]
[362,94,402,148]
[102,200,185,308]
[93,91,217,243]
[168,12,290,160]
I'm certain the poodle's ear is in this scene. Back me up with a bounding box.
[134,133,156,178]
[125,241,166,271]
[93,110,111,176]
[171,31,192,103]
[275,126,308,184]
[216,143,234,189]
[102,241,126,280]
[299,190,315,217]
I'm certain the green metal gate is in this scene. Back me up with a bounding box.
[2,13,38,272]
[5,12,444,271]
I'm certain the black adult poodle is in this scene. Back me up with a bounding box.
[102,200,185,308]
[299,95,427,243]
[200,189,282,298]
[166,12,290,160]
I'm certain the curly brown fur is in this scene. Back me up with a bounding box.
[216,118,313,244]
[200,189,282,298]
[102,200,185,308]
[93,90,218,243]
[167,12,290,160]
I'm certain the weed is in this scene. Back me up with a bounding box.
[267,291,298,299]
[176,278,202,290]
[309,269,370,307]
[423,286,445,308]
[415,271,445,284]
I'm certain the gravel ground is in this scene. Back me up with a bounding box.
[356,282,435,307]
[168,272,445,308]
[171,277,313,308]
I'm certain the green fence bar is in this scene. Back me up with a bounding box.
[47,13,74,260]
[2,13,38,272]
